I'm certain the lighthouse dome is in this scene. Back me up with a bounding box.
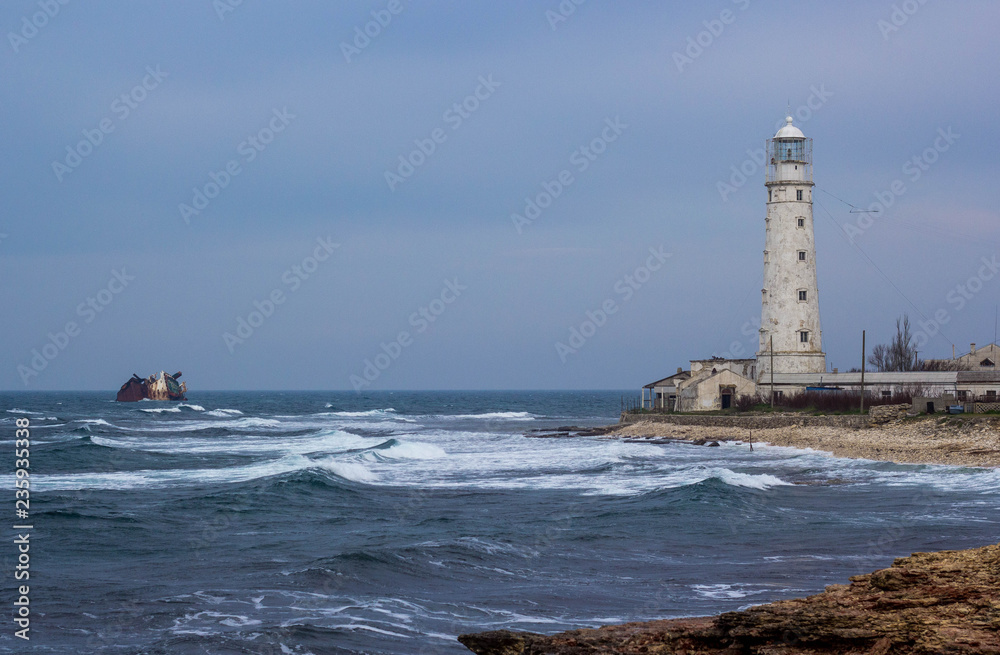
[775,115,805,139]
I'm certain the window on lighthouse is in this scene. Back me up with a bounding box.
[800,331,809,343]
[798,290,807,302]
[796,190,803,201]
[798,251,806,261]
[797,217,805,227]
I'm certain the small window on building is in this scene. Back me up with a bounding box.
[800,331,809,343]
[981,358,995,367]
[798,251,807,261]
[768,189,772,202]
[796,189,803,201]
[797,217,805,227]
[798,290,807,302]
[957,390,969,401]
[775,390,784,400]
[763,250,769,263]
[881,390,892,399]
[988,390,997,400]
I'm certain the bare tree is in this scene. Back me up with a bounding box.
[868,315,921,372]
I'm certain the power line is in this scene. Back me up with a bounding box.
[817,186,877,213]
[814,198,955,348]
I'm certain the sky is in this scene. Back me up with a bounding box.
[2,0,999,391]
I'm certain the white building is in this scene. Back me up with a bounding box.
[641,117,1000,411]
[757,117,826,377]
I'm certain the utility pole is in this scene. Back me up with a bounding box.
[770,335,775,409]
[860,330,866,415]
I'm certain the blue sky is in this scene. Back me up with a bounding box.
[2,0,998,390]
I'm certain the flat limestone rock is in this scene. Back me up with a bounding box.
[458,542,1000,654]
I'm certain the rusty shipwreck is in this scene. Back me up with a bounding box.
[116,371,188,402]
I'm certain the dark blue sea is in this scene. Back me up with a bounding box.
[3,390,999,654]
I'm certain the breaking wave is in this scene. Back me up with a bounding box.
[321,408,398,417]
[206,408,243,417]
[363,440,447,461]
[32,453,382,491]
[438,411,537,420]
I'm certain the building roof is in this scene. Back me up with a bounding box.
[774,116,805,139]
[768,371,962,385]
[643,370,690,388]
[957,370,1000,383]
[689,357,757,364]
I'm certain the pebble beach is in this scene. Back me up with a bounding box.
[610,414,1000,468]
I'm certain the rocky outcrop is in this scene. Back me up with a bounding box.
[868,403,912,425]
[458,542,1000,654]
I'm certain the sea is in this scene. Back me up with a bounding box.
[2,390,999,654]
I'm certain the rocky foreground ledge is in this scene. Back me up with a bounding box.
[458,542,1000,654]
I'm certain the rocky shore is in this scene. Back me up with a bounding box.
[459,541,1000,654]
[608,412,1000,468]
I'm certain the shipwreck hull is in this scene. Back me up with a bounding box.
[116,375,148,402]
[115,371,187,402]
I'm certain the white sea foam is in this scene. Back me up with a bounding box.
[328,624,410,638]
[373,442,447,461]
[4,413,60,421]
[33,450,379,489]
[179,404,206,411]
[130,416,284,432]
[691,584,748,599]
[315,459,378,483]
[7,408,45,415]
[89,429,371,456]
[33,454,315,491]
[324,408,397,417]
[438,411,536,420]
[77,418,116,427]
[140,407,182,413]
[713,468,792,490]
[418,537,535,558]
[206,408,243,417]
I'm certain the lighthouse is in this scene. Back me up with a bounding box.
[757,116,826,377]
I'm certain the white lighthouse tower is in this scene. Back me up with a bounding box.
[757,116,826,378]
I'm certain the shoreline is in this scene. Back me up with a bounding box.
[459,541,1000,654]
[602,413,1000,468]
[472,413,1000,654]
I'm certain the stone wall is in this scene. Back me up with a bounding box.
[618,412,869,429]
